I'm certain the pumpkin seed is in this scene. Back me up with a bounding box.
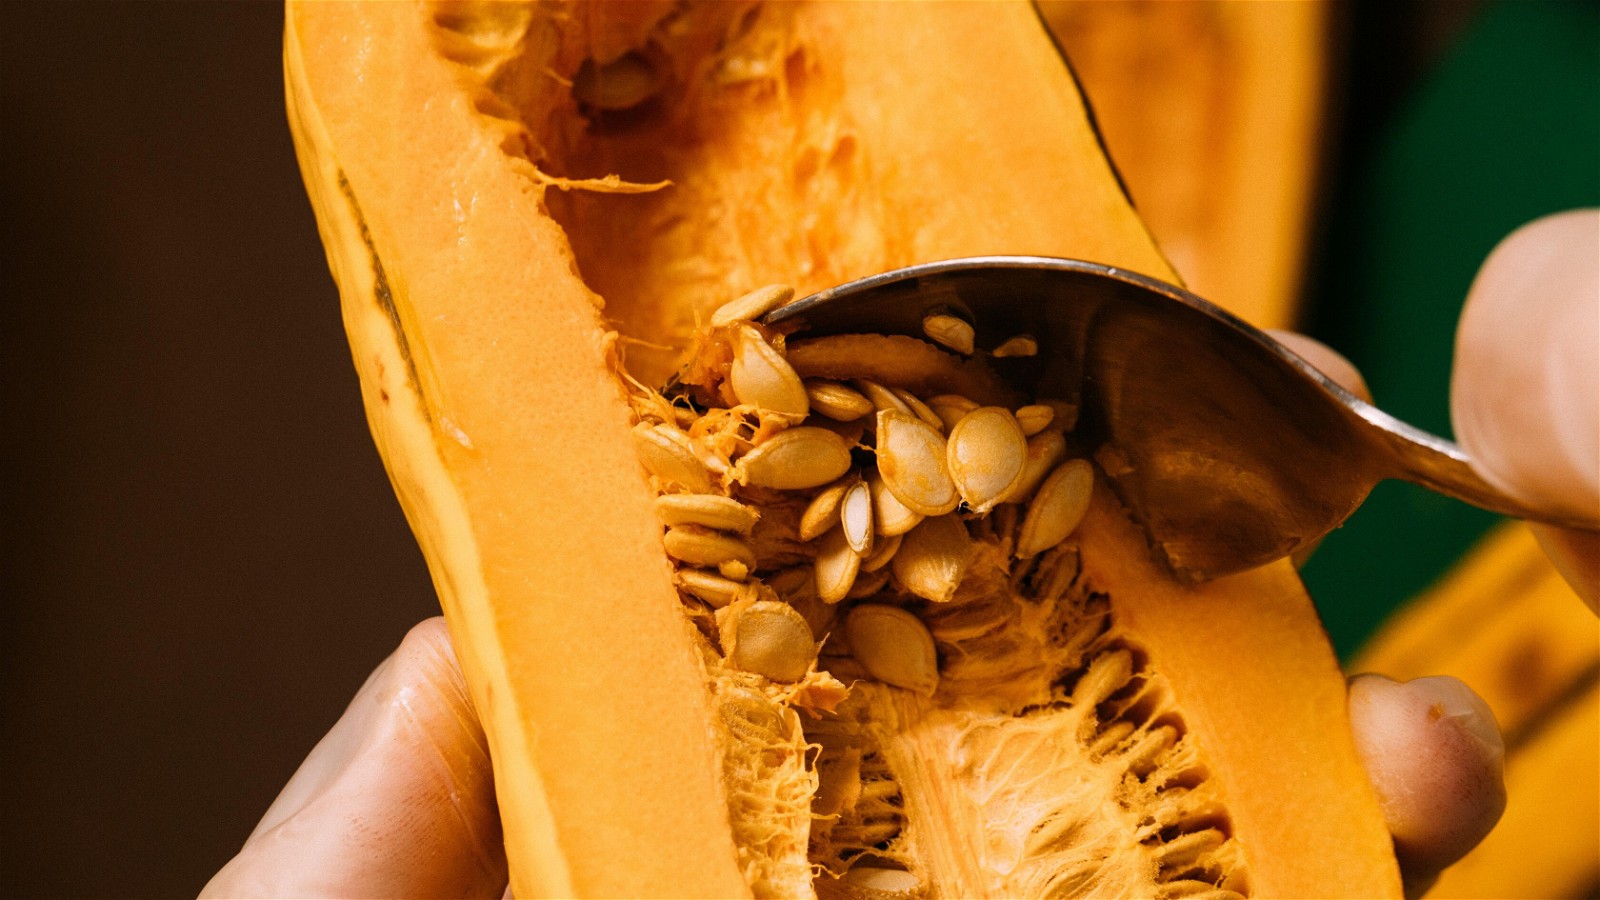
[675,569,763,609]
[789,591,839,640]
[716,684,789,743]
[845,604,939,695]
[799,481,849,541]
[840,479,875,555]
[1156,828,1227,872]
[827,820,901,849]
[710,284,795,327]
[991,334,1038,358]
[814,525,860,604]
[891,388,946,432]
[1013,403,1055,436]
[868,474,925,536]
[891,513,970,603]
[812,747,863,818]
[925,393,980,432]
[1123,724,1178,775]
[804,379,874,421]
[845,566,892,600]
[842,865,923,895]
[1088,720,1137,758]
[1004,431,1068,504]
[786,333,1017,407]
[991,502,1019,547]
[632,422,713,493]
[663,525,756,569]
[735,426,852,489]
[1074,647,1134,708]
[946,406,1027,514]
[875,410,960,516]
[766,566,817,605]
[729,325,809,417]
[717,598,816,683]
[853,379,912,416]
[654,494,758,534]
[1040,397,1078,432]
[571,51,661,111]
[1016,458,1094,559]
[858,530,903,572]
[921,312,975,355]
[813,415,868,449]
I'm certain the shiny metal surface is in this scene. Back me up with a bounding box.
[767,257,1599,581]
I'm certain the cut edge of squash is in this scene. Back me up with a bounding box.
[1080,491,1400,898]
[284,13,581,897]
[286,4,752,897]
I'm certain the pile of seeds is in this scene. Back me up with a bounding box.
[628,284,1096,699]
[627,285,1250,898]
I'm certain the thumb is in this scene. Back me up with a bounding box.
[201,618,507,898]
[1347,674,1506,899]
[1451,209,1600,608]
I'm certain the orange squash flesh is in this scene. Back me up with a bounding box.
[1039,0,1330,330]
[285,2,1401,897]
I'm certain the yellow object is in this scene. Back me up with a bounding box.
[1041,0,1329,329]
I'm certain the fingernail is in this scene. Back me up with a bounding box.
[1407,675,1504,758]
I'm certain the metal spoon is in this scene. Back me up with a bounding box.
[764,256,1599,582]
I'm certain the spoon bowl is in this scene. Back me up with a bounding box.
[765,257,1597,581]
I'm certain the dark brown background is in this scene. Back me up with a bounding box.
[2,4,437,895]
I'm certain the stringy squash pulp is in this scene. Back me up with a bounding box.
[285,2,1401,897]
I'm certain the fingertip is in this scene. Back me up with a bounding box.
[1348,674,1507,890]
[404,614,458,658]
[397,616,476,714]
[1452,209,1600,523]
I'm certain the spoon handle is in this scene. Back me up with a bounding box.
[1358,408,1600,531]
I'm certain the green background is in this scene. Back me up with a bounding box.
[1301,0,1600,660]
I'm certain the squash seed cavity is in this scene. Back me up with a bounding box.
[624,285,1249,900]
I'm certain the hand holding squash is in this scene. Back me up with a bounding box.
[200,619,506,899]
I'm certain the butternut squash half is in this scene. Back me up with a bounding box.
[285,2,1401,897]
